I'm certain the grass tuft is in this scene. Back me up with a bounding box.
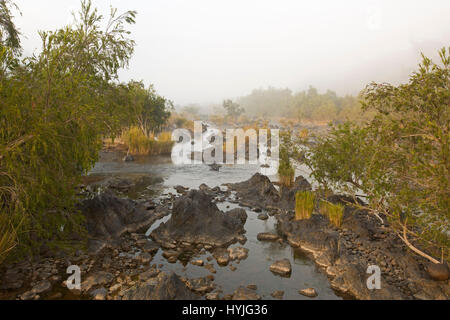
[295,191,315,220]
[319,200,344,228]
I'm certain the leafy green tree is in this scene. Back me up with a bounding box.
[0,0,137,259]
[127,81,173,138]
[303,48,450,263]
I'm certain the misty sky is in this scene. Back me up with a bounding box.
[14,0,450,106]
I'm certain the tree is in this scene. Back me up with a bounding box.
[127,81,172,138]
[0,0,20,50]
[303,48,450,263]
[223,99,244,120]
[0,0,137,260]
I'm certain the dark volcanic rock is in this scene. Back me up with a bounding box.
[122,272,198,300]
[276,208,450,300]
[227,173,280,208]
[279,176,312,210]
[80,190,166,254]
[151,190,247,248]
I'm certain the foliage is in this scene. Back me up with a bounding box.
[303,49,450,262]
[295,191,315,220]
[223,99,244,120]
[122,127,174,156]
[127,81,172,138]
[0,0,137,261]
[278,130,295,188]
[235,86,370,122]
[0,0,20,50]
[320,201,344,228]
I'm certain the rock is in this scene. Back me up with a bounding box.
[20,291,36,300]
[91,287,108,300]
[228,247,249,261]
[191,259,204,267]
[175,185,189,194]
[80,191,165,254]
[151,190,247,248]
[270,259,291,277]
[232,286,261,300]
[230,265,237,271]
[271,290,284,299]
[227,208,248,225]
[258,213,269,220]
[139,268,160,282]
[122,272,198,300]
[279,175,312,210]
[81,271,114,293]
[123,154,134,162]
[247,284,257,290]
[141,241,160,255]
[253,207,262,213]
[227,173,280,208]
[298,288,318,298]
[138,252,153,264]
[213,248,230,266]
[206,292,220,300]
[426,263,449,281]
[257,233,280,241]
[31,280,52,294]
[167,256,178,263]
[204,264,216,274]
[186,277,215,294]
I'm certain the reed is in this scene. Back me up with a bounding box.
[295,191,315,220]
[122,127,174,155]
[319,200,344,228]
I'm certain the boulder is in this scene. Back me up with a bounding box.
[227,173,280,208]
[80,191,166,254]
[270,259,292,277]
[151,190,247,248]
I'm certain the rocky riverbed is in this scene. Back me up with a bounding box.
[0,151,448,300]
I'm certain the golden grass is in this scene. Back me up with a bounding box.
[122,127,174,156]
[320,200,344,228]
[295,191,315,220]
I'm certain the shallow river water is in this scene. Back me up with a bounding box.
[89,151,343,300]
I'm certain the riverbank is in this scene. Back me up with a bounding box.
[0,151,448,300]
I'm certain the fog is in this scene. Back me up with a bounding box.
[15,0,450,106]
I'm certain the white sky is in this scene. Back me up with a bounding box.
[14,0,450,106]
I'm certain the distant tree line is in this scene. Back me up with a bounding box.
[236,86,370,122]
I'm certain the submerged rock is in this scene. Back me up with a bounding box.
[151,190,247,248]
[270,259,292,277]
